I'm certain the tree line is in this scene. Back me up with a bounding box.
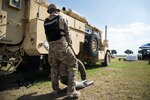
[111,49,134,55]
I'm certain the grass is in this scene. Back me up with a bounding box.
[80,59,150,100]
[0,58,150,100]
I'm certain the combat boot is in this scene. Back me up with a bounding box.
[67,90,80,98]
[52,88,61,95]
[53,90,58,95]
[52,83,60,95]
[67,70,80,98]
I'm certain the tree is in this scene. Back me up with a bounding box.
[111,49,117,55]
[124,49,133,55]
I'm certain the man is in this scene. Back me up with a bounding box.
[44,4,80,98]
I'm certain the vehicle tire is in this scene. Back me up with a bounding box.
[102,52,111,66]
[84,34,99,57]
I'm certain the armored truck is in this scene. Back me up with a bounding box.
[0,0,111,75]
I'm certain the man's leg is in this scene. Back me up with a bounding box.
[48,54,59,94]
[59,63,68,85]
[51,65,59,92]
[58,47,80,98]
[67,69,80,98]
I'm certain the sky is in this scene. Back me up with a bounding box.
[47,0,150,55]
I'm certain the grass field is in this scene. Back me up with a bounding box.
[0,58,150,100]
[81,59,150,100]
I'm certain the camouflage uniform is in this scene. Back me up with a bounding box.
[47,15,78,93]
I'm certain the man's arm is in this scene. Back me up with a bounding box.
[59,16,72,46]
[63,20,72,46]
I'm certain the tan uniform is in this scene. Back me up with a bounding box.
[46,15,78,93]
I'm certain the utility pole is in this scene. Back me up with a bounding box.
[105,25,107,40]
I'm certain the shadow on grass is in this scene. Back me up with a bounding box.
[16,87,78,100]
[0,63,106,92]
[0,70,50,92]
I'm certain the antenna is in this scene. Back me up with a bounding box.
[105,25,107,40]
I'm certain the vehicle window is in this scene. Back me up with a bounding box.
[85,25,92,34]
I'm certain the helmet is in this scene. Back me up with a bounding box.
[47,4,59,13]
[48,4,57,10]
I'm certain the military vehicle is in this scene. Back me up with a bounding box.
[0,0,111,75]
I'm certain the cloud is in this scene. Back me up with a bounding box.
[107,22,150,55]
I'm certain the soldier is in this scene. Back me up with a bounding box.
[44,4,80,98]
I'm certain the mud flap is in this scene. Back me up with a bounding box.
[75,80,94,90]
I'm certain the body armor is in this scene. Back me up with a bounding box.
[44,16,65,41]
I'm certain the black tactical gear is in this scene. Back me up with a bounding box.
[44,16,65,41]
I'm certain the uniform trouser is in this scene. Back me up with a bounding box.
[67,70,76,93]
[48,46,78,92]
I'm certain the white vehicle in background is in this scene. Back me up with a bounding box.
[125,55,138,61]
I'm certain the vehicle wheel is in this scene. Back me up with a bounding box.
[102,52,111,66]
[84,34,99,56]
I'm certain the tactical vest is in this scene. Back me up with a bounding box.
[44,16,65,42]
